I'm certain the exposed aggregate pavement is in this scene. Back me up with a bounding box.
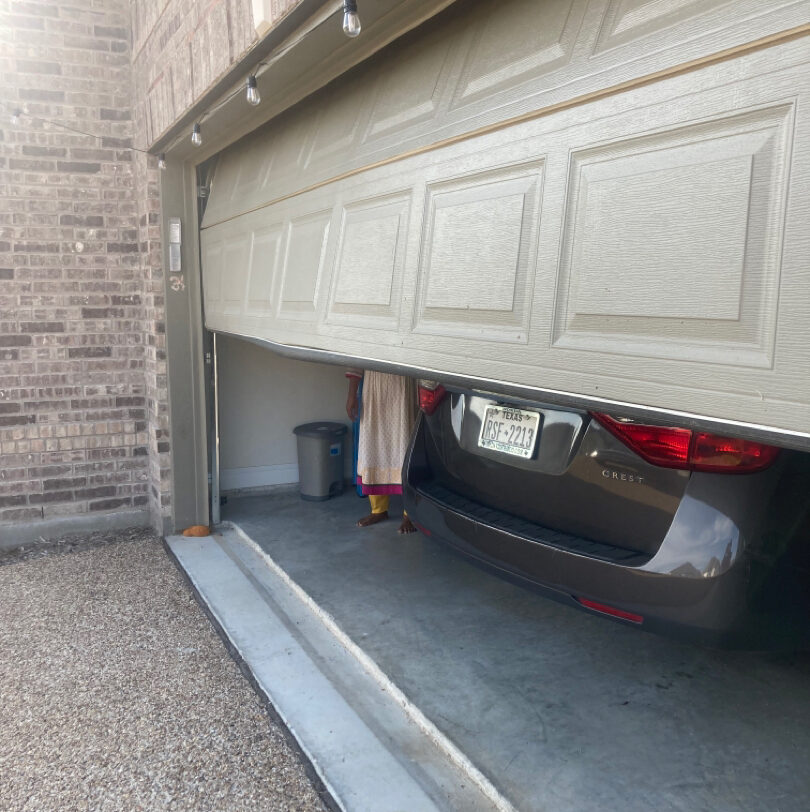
[0,528,330,811]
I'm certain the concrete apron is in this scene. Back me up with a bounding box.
[168,491,810,812]
[166,523,510,812]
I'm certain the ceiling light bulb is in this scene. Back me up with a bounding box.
[342,1,361,37]
[157,153,167,170]
[191,123,202,146]
[11,109,22,126]
[246,75,261,106]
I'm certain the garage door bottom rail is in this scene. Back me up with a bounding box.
[165,525,512,812]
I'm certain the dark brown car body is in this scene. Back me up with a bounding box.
[403,390,810,648]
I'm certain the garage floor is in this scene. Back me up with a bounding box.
[219,489,810,812]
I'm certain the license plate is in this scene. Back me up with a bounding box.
[478,405,541,458]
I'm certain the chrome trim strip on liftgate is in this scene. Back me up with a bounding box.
[215,329,810,453]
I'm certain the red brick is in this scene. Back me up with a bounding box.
[0,414,36,426]
[0,495,27,508]
[44,477,87,490]
[21,322,65,333]
[68,346,112,358]
[28,491,73,504]
[76,486,116,499]
[56,161,101,174]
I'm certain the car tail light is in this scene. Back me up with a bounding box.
[418,380,447,415]
[591,413,780,473]
[592,413,691,467]
[576,597,643,624]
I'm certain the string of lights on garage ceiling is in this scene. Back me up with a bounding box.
[5,1,362,171]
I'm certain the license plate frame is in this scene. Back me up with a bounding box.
[478,405,541,459]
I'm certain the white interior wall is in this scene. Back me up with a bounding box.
[218,335,352,491]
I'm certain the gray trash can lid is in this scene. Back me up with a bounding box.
[293,421,348,438]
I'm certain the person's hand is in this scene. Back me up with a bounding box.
[346,390,359,421]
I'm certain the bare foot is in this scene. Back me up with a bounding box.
[398,516,417,535]
[357,511,388,527]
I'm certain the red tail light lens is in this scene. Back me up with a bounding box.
[592,414,691,467]
[689,432,781,473]
[418,381,447,416]
[591,413,779,473]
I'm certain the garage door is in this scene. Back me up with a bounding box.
[200,0,810,449]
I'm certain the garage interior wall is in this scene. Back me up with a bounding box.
[200,0,810,447]
[218,337,352,491]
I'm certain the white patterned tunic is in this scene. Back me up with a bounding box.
[346,369,417,494]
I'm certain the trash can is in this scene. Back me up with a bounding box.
[293,421,348,501]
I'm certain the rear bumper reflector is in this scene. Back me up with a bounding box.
[576,597,644,624]
[410,519,432,536]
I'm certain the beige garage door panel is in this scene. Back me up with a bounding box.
[201,0,809,229]
[200,0,810,446]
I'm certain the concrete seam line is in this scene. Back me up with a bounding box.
[163,536,347,812]
[225,521,518,812]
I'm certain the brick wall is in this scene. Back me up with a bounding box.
[126,0,303,529]
[131,0,255,148]
[0,0,154,534]
[130,0,302,149]
[0,0,309,539]
[132,148,170,530]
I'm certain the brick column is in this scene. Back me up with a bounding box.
[0,0,160,540]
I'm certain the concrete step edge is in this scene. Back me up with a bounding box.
[224,520,516,812]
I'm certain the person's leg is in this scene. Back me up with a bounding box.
[357,493,389,527]
[398,510,416,534]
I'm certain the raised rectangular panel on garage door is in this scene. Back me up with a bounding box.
[222,233,251,316]
[327,192,411,330]
[451,0,581,108]
[414,160,544,343]
[553,102,793,368]
[594,0,735,52]
[304,72,369,172]
[245,225,283,315]
[363,24,456,143]
[277,211,331,321]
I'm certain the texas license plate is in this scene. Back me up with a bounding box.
[478,405,541,458]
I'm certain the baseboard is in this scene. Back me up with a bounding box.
[220,463,299,491]
[0,508,151,551]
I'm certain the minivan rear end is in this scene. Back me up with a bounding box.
[403,385,810,648]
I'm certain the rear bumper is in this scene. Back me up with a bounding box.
[403,420,809,650]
